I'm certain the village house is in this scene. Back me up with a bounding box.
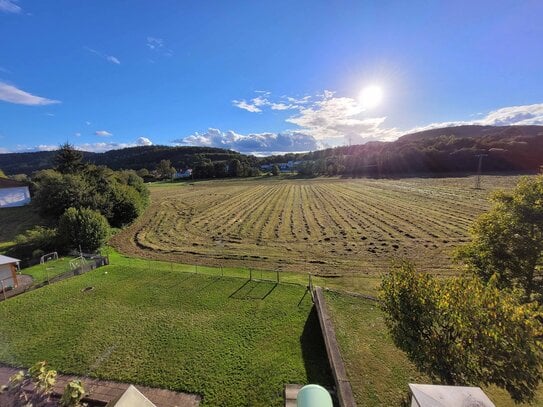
[0,255,20,290]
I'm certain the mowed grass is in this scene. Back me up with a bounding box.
[0,265,332,406]
[325,291,543,407]
[21,256,77,285]
[112,175,523,277]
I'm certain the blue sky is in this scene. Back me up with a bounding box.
[0,0,542,155]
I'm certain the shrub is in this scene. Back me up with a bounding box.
[58,207,110,252]
[380,262,543,403]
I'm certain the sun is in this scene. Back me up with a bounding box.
[359,85,383,109]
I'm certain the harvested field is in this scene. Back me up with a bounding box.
[111,175,523,275]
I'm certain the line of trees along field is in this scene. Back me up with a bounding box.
[1,125,541,178]
[0,145,260,178]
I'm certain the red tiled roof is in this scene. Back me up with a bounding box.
[0,178,28,189]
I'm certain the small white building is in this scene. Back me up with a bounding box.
[0,178,31,208]
[173,169,193,179]
[409,384,495,407]
[0,255,20,289]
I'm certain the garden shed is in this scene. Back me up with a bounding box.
[0,255,20,290]
[0,178,31,208]
[409,384,495,407]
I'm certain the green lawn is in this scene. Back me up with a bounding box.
[0,264,332,406]
[325,291,543,407]
[107,247,382,298]
[21,257,77,285]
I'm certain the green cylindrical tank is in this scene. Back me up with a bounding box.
[297,384,333,407]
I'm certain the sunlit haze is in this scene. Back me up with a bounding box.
[0,1,542,155]
[359,85,383,109]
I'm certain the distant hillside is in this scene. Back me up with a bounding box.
[0,145,255,175]
[260,125,543,175]
[1,125,542,176]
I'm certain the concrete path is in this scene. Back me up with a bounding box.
[0,365,201,406]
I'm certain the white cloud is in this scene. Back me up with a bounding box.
[106,56,121,65]
[173,128,321,154]
[136,137,153,146]
[408,103,543,133]
[85,121,91,126]
[0,147,10,154]
[146,37,163,50]
[285,91,400,144]
[146,36,173,57]
[95,130,112,137]
[0,0,21,13]
[0,82,60,106]
[233,93,301,113]
[270,103,294,111]
[85,47,121,65]
[232,100,262,113]
[10,137,155,154]
[76,137,154,152]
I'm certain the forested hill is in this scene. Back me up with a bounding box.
[0,146,254,175]
[261,125,543,175]
[1,125,542,176]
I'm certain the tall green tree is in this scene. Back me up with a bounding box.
[156,159,176,179]
[228,159,243,177]
[456,176,543,302]
[58,207,109,252]
[380,262,543,403]
[53,143,84,174]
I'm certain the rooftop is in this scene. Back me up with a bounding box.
[0,178,28,189]
[0,255,21,266]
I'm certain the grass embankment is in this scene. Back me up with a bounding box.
[0,264,332,407]
[0,205,44,254]
[325,291,543,407]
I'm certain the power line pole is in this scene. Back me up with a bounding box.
[475,154,488,189]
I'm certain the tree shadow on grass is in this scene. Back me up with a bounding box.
[300,306,335,389]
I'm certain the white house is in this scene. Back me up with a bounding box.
[173,169,193,179]
[0,255,20,289]
[0,178,31,208]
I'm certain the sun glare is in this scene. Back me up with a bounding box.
[359,85,383,109]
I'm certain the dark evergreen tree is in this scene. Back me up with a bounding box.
[53,143,84,174]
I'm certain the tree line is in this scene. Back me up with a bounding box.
[0,145,260,177]
[9,144,149,260]
[261,125,543,176]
